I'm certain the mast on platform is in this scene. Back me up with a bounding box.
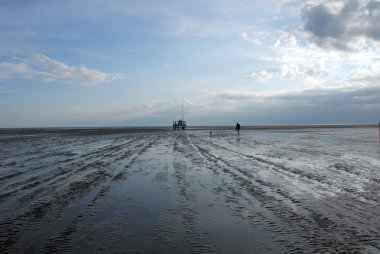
[173,102,187,130]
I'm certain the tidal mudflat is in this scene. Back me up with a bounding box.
[0,127,379,253]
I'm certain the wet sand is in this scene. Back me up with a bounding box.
[0,127,379,253]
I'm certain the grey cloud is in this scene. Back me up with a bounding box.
[352,73,380,85]
[366,0,380,40]
[275,87,380,107]
[304,4,348,38]
[214,86,380,124]
[302,0,380,51]
[219,86,380,106]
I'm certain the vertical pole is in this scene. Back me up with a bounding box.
[182,103,184,130]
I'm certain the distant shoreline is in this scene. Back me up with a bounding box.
[188,124,378,130]
[0,124,378,135]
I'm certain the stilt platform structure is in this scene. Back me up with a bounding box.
[173,103,187,130]
[173,119,186,130]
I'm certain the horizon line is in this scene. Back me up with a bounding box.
[0,123,378,131]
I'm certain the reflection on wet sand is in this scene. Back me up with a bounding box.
[0,128,379,253]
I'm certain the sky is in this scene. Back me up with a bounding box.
[0,0,379,127]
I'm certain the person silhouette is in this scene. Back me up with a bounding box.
[235,122,240,135]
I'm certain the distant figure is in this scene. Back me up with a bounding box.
[210,130,212,136]
[235,122,241,135]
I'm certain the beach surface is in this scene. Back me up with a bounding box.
[0,127,379,253]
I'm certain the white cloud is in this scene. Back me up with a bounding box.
[0,53,127,85]
[278,63,300,79]
[274,30,299,48]
[240,32,267,45]
[0,62,32,80]
[248,62,328,83]
[248,70,273,81]
[242,1,380,90]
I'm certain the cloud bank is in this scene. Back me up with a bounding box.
[1,86,378,127]
[211,86,380,124]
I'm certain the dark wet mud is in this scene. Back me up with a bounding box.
[0,128,379,253]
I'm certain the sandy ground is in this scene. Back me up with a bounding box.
[0,128,379,253]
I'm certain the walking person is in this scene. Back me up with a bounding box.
[235,122,240,135]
